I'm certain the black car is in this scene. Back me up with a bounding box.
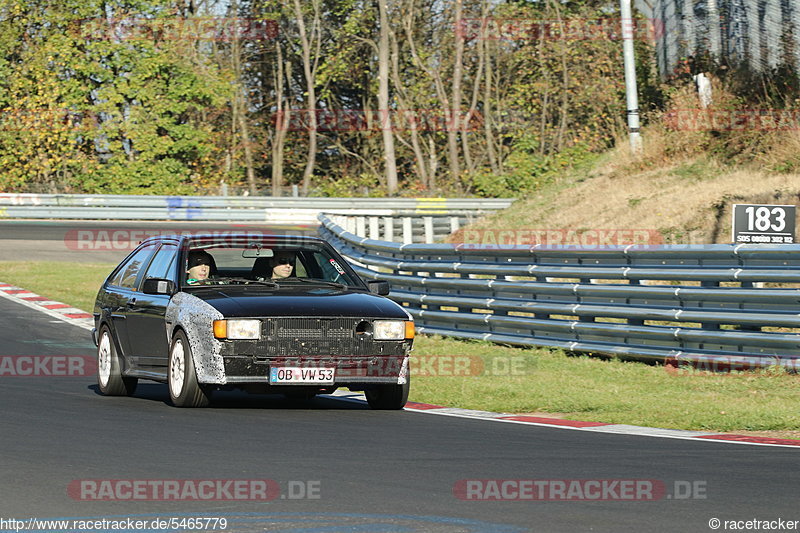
[92,234,414,409]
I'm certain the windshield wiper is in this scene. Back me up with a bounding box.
[215,277,280,288]
[285,277,347,289]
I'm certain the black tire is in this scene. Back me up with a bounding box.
[365,378,409,410]
[168,330,212,407]
[97,326,137,396]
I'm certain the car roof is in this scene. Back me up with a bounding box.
[138,233,326,247]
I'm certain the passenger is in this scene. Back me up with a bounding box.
[270,253,295,279]
[186,250,214,285]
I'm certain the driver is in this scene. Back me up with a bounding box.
[186,250,214,284]
[270,253,295,279]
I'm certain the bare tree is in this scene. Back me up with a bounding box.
[230,0,257,194]
[271,42,290,196]
[378,0,399,194]
[292,0,322,196]
[448,0,464,189]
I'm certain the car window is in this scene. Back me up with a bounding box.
[108,245,157,289]
[143,244,178,281]
[309,252,348,282]
[181,241,360,287]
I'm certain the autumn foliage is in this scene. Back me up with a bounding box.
[0,0,660,196]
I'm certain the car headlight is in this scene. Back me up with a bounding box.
[213,319,261,340]
[374,320,414,340]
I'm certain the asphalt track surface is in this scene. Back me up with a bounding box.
[0,221,798,532]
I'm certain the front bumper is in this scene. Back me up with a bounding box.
[221,354,409,385]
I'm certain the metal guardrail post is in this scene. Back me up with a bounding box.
[423,217,434,244]
[383,217,394,242]
[450,216,460,234]
[369,217,380,240]
[402,217,413,244]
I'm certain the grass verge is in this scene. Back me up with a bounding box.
[1,260,799,436]
[0,261,114,312]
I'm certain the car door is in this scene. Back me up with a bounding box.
[126,242,178,370]
[103,244,159,368]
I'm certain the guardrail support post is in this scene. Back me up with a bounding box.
[383,217,394,242]
[369,217,380,240]
[423,216,434,243]
[356,217,366,237]
[402,217,413,244]
[450,216,460,234]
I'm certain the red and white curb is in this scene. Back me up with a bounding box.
[328,392,800,448]
[0,282,93,331]
[400,401,800,449]
[1,281,798,448]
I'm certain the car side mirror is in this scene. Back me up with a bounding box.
[367,280,390,296]
[142,278,175,295]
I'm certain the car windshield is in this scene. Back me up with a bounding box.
[181,240,362,289]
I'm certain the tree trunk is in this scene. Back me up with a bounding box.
[231,0,256,195]
[271,43,288,196]
[480,1,499,174]
[448,0,464,189]
[293,0,320,196]
[378,0,398,194]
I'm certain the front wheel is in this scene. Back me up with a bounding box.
[365,378,409,410]
[97,326,137,396]
[168,330,212,407]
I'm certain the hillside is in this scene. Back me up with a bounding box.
[466,99,800,246]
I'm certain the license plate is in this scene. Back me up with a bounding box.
[269,367,335,384]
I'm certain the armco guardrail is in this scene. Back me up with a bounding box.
[319,213,800,370]
[0,193,513,224]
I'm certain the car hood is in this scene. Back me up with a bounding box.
[184,286,410,319]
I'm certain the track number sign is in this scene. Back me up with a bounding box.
[732,204,795,244]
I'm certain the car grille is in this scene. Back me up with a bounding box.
[219,317,409,359]
[270,318,355,340]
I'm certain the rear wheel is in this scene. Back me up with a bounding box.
[365,378,409,410]
[168,330,211,407]
[97,326,137,396]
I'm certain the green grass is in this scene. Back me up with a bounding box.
[410,335,800,433]
[2,260,800,435]
[0,261,115,312]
